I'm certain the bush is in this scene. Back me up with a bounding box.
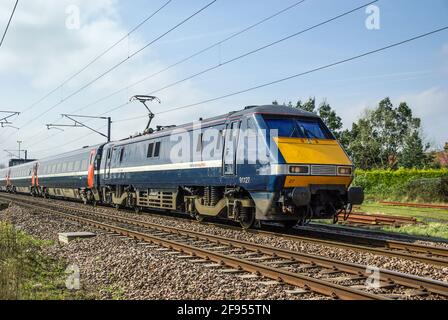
[353,168,448,203]
[0,222,80,300]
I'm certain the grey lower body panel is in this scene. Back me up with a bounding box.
[249,191,296,221]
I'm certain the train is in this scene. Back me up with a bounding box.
[0,105,364,229]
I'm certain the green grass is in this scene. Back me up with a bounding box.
[102,284,125,300]
[381,223,448,240]
[359,202,448,223]
[0,222,95,300]
[358,202,448,240]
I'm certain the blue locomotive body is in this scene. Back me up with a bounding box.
[0,105,363,228]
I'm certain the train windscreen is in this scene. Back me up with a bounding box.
[263,116,334,140]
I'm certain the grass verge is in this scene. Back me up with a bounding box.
[0,221,94,300]
[359,202,448,240]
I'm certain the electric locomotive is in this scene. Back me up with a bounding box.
[0,105,363,229]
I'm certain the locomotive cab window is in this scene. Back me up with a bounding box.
[263,116,334,140]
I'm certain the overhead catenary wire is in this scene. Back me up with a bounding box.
[113,26,448,123]
[15,0,218,132]
[91,0,380,117]
[70,0,308,114]
[1,25,446,163]
[20,0,173,114]
[19,0,308,149]
[9,0,310,152]
[0,0,18,48]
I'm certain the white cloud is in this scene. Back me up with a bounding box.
[0,0,212,164]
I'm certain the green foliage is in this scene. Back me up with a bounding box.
[274,96,438,170]
[295,97,316,113]
[382,223,448,240]
[353,168,448,203]
[345,98,430,169]
[0,222,92,300]
[317,101,343,139]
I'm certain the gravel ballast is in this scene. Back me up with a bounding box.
[0,204,327,300]
[75,202,448,283]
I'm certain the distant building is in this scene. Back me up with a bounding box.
[8,159,36,167]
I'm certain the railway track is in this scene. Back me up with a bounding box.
[1,192,448,267]
[1,193,448,300]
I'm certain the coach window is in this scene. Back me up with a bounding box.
[68,162,74,172]
[154,142,161,158]
[196,133,203,153]
[119,148,125,163]
[62,162,67,172]
[216,130,223,150]
[73,161,79,172]
[147,143,154,158]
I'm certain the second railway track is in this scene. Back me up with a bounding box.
[1,192,448,267]
[1,193,448,300]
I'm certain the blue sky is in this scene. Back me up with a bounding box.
[0,0,447,165]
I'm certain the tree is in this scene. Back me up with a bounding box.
[317,100,343,139]
[344,98,429,169]
[399,131,428,168]
[296,97,316,113]
[343,117,382,169]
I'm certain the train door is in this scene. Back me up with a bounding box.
[31,163,39,188]
[223,120,241,176]
[6,169,11,187]
[104,145,114,180]
[87,150,96,188]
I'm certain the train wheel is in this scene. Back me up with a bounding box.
[195,214,205,223]
[239,211,255,229]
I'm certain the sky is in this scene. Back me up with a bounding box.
[0,0,447,165]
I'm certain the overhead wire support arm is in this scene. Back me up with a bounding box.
[46,114,112,142]
[0,111,20,124]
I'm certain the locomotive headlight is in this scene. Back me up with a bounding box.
[338,166,353,176]
[289,165,310,175]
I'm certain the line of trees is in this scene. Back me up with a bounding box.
[273,98,445,170]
